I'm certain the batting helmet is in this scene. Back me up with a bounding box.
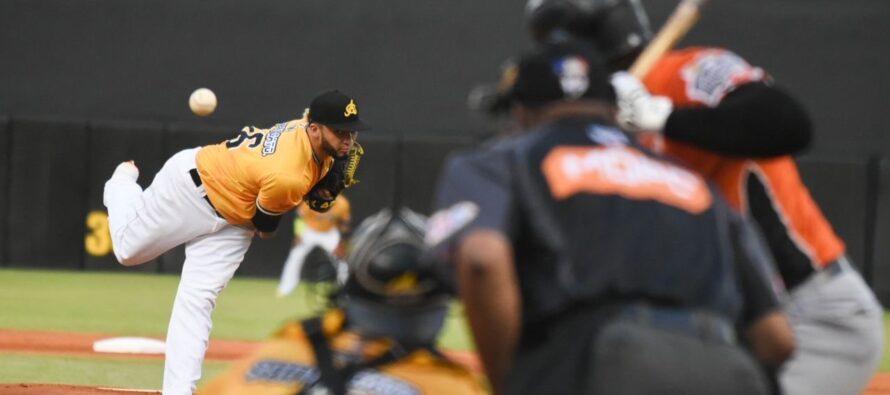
[526,0,653,71]
[339,208,450,346]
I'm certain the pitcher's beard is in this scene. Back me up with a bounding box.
[322,138,346,159]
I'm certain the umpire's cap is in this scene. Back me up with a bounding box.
[308,90,372,132]
[340,208,450,345]
[469,39,615,114]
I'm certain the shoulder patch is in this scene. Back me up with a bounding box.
[681,50,765,107]
[586,125,628,146]
[425,201,479,246]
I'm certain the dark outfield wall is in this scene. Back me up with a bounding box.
[1,117,889,307]
[0,116,477,278]
[0,0,888,157]
[1,1,889,301]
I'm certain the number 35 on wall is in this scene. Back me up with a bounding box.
[85,210,112,257]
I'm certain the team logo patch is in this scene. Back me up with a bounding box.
[541,145,712,214]
[246,360,318,383]
[425,201,479,246]
[344,99,358,117]
[553,56,589,99]
[586,125,628,146]
[681,50,765,107]
[349,371,420,395]
[386,272,419,294]
[498,63,519,93]
[246,360,419,395]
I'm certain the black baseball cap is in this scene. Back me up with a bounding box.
[468,39,615,114]
[308,90,372,131]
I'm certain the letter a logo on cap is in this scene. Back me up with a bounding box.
[344,99,358,117]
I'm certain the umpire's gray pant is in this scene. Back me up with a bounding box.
[587,318,769,395]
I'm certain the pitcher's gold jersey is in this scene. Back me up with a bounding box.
[196,118,333,226]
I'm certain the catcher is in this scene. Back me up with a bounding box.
[200,208,488,395]
[103,89,367,395]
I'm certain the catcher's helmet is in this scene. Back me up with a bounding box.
[340,208,449,345]
[299,246,339,283]
[526,0,653,70]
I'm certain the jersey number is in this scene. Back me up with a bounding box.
[85,210,112,257]
[226,130,263,149]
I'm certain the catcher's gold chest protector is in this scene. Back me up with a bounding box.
[199,311,487,395]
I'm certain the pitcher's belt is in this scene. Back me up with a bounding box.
[189,168,224,219]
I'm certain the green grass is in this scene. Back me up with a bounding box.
[0,268,473,389]
[0,268,327,340]
[883,312,890,373]
[0,352,229,389]
[2,268,888,389]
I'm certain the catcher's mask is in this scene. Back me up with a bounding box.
[526,0,653,71]
[340,208,449,346]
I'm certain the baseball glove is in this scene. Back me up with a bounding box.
[306,142,364,212]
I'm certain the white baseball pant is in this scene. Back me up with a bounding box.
[104,147,254,395]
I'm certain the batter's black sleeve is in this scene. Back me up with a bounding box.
[664,82,812,158]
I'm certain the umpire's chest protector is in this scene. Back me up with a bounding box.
[506,118,740,322]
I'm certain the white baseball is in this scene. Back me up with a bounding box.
[189,87,217,117]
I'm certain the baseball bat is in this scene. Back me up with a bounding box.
[629,0,710,79]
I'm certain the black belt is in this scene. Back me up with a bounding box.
[786,255,849,290]
[815,256,848,282]
[617,304,737,346]
[189,168,223,219]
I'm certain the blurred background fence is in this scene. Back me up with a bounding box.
[0,0,888,302]
[2,117,890,305]
[0,117,476,276]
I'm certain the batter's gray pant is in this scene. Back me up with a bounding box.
[780,256,884,395]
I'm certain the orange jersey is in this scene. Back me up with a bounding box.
[747,158,845,266]
[298,195,351,233]
[196,118,333,226]
[200,310,488,395]
[644,47,844,269]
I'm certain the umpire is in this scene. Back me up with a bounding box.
[427,39,794,395]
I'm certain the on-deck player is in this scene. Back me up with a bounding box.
[276,194,351,297]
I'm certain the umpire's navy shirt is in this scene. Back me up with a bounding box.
[429,117,779,330]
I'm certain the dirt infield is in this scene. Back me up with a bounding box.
[0,329,256,361]
[0,329,885,394]
[0,384,159,395]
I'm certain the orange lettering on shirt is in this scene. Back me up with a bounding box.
[541,146,712,214]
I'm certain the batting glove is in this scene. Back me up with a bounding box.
[611,71,673,133]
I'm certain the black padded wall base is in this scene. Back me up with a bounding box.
[84,120,167,273]
[7,119,90,268]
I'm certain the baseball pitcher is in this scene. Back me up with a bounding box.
[103,90,368,395]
